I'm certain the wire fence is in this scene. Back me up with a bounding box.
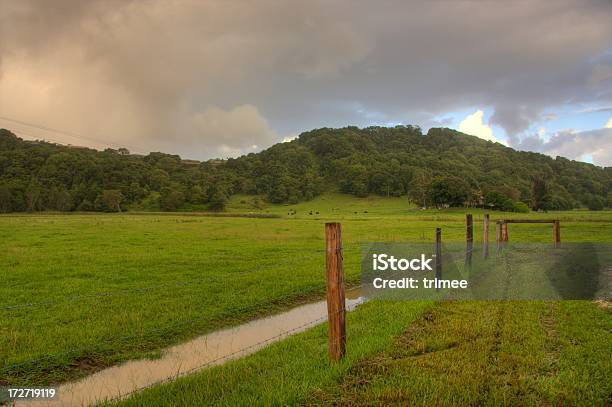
[105,304,356,404]
[1,252,333,312]
[2,220,477,403]
[0,236,423,382]
[1,214,570,406]
[0,235,367,384]
[0,283,335,375]
[0,244,480,407]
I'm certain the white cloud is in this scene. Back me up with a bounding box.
[605,118,612,128]
[282,134,298,143]
[458,110,497,142]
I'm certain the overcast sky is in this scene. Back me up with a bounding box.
[1,0,611,165]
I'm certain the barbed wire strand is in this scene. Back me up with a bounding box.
[106,303,357,404]
[1,252,329,312]
[3,245,362,293]
[0,284,345,374]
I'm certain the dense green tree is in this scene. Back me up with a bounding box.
[531,178,552,211]
[188,185,207,204]
[586,195,605,211]
[208,186,228,211]
[159,186,185,211]
[95,190,123,212]
[429,176,470,207]
[0,185,14,212]
[408,170,432,207]
[0,126,609,213]
[77,199,94,211]
[25,180,43,212]
[48,187,73,211]
[485,191,514,211]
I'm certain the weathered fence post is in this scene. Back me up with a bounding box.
[501,222,509,242]
[435,228,442,287]
[495,221,501,246]
[466,214,473,243]
[465,214,473,267]
[325,222,345,362]
[483,214,490,259]
[553,220,560,247]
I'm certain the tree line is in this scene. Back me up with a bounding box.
[0,126,610,213]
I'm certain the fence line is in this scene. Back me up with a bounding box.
[180,297,371,404]
[2,248,336,292]
[1,215,567,404]
[0,286,332,375]
[106,304,353,404]
[4,218,479,398]
[3,224,477,372]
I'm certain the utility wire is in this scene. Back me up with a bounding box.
[0,116,148,154]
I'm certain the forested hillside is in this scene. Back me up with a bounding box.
[0,126,610,213]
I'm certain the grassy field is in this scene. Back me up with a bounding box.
[104,300,433,407]
[228,193,612,223]
[1,194,611,402]
[308,300,611,406]
[105,300,611,406]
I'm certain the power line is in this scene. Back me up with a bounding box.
[2,129,75,150]
[0,116,149,154]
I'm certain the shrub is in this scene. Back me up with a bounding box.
[512,201,529,213]
[77,199,94,211]
[586,196,605,211]
[160,187,185,211]
[484,191,514,211]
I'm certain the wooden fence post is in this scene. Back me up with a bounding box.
[553,220,560,247]
[435,228,442,284]
[483,214,490,259]
[325,222,345,361]
[495,221,501,242]
[465,214,473,267]
[501,222,509,242]
[466,214,473,243]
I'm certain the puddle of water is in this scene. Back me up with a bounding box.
[18,289,363,407]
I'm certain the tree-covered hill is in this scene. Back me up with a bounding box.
[0,126,609,213]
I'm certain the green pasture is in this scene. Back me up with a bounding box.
[1,194,610,401]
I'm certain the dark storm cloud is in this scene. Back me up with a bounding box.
[0,0,611,159]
